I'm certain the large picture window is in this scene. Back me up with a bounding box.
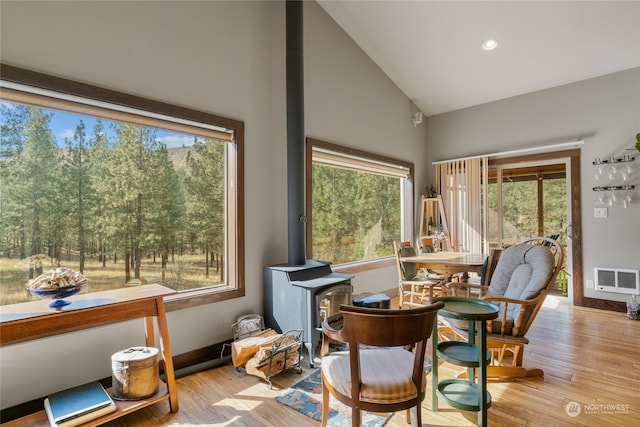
[0,65,244,308]
[305,138,413,267]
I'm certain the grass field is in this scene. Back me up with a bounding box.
[0,254,222,305]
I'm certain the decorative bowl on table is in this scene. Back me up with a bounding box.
[26,267,88,308]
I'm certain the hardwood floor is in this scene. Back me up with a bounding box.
[109,296,640,426]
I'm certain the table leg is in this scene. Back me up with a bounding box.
[467,320,476,383]
[478,321,488,427]
[155,297,179,412]
[145,317,155,348]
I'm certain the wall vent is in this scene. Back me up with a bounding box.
[594,268,639,294]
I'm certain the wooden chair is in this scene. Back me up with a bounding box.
[416,235,435,253]
[415,236,446,281]
[440,236,564,379]
[320,302,444,427]
[394,241,445,308]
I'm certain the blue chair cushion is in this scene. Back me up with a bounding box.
[353,293,391,309]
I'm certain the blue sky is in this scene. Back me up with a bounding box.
[1,100,196,149]
[49,109,196,149]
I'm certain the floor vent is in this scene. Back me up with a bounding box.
[595,268,639,294]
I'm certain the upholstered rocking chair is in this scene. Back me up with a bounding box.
[320,302,444,427]
[441,236,564,379]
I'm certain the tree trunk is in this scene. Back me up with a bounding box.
[124,251,131,282]
[78,175,85,273]
[134,194,142,279]
[205,243,210,278]
[161,238,168,280]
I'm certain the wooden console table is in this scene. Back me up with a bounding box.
[0,284,179,425]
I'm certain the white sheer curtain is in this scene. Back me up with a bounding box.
[435,157,487,254]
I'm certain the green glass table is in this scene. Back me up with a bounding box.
[431,296,499,427]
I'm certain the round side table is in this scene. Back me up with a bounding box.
[431,296,499,427]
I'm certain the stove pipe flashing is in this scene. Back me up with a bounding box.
[286,0,306,266]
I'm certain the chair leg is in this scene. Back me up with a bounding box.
[495,344,507,365]
[409,405,421,427]
[456,340,545,379]
[513,343,524,366]
[352,409,361,427]
[321,377,329,427]
[456,346,545,379]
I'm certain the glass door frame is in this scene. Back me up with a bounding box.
[488,155,574,303]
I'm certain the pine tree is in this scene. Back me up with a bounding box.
[0,107,58,276]
[143,144,185,281]
[185,138,225,281]
[60,120,93,272]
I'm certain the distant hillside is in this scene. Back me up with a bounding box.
[167,146,195,172]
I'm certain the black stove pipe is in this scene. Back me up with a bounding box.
[286,0,306,266]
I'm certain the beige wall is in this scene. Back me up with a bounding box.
[425,67,640,302]
[0,0,426,407]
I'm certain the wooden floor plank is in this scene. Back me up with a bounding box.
[110,296,640,426]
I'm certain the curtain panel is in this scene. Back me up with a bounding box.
[435,157,488,254]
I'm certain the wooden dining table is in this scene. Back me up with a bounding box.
[400,251,486,281]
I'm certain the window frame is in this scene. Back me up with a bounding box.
[0,64,245,311]
[305,137,414,273]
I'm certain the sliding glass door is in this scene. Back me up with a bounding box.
[486,159,571,297]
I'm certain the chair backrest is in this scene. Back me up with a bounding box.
[338,302,444,347]
[338,302,445,389]
[485,236,563,336]
[416,236,436,254]
[394,240,418,281]
[480,248,502,286]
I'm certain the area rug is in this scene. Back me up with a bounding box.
[275,369,392,427]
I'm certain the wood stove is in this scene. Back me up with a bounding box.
[264,260,353,367]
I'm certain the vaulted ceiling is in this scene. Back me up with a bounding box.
[317,1,640,117]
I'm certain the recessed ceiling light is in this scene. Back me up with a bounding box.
[482,39,498,51]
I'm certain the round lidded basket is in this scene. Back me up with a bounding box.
[111,346,159,400]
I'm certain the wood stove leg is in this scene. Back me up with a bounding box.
[304,342,315,368]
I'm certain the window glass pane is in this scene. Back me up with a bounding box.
[542,177,567,238]
[486,179,500,250]
[0,101,229,305]
[487,164,566,249]
[501,173,538,246]
[311,162,402,265]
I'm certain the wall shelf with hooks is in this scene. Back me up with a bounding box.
[593,185,635,192]
[593,155,635,165]
[592,153,636,208]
